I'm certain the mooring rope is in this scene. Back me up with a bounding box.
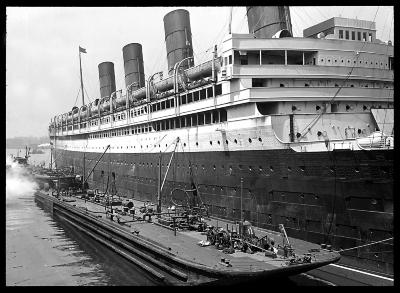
[334,237,393,253]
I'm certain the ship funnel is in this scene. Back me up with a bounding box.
[98,62,116,98]
[163,9,194,75]
[247,6,293,38]
[122,43,145,91]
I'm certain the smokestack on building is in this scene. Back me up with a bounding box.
[122,43,145,91]
[247,6,293,38]
[98,62,116,98]
[163,9,194,75]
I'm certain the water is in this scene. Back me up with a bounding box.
[6,148,333,286]
[6,148,160,286]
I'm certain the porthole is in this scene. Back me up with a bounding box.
[225,140,229,145]
[288,166,292,172]
[217,140,220,145]
[183,143,186,147]
[258,137,262,142]
[300,194,304,198]
[371,199,377,205]
[346,105,350,111]
[355,167,360,173]
[292,105,297,111]
[270,166,274,172]
[213,165,216,170]
[363,105,368,111]
[299,166,305,172]
[249,166,253,171]
[357,129,362,134]
[316,105,321,111]
[234,139,238,144]
[238,164,243,170]
[196,142,199,146]
[296,132,301,138]
[259,166,263,171]
[248,138,252,143]
[210,141,212,145]
[317,131,322,136]
[329,166,335,173]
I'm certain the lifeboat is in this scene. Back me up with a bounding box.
[356,131,394,149]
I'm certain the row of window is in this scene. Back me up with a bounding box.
[230,49,393,70]
[61,84,224,129]
[150,84,222,113]
[338,29,372,42]
[252,78,393,89]
[88,109,228,139]
[92,161,377,178]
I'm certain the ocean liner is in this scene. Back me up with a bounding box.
[48,7,394,277]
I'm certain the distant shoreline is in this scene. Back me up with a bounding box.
[6,136,49,149]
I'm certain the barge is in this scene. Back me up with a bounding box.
[33,175,340,285]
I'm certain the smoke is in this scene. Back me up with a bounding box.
[6,156,38,200]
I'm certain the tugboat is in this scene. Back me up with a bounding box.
[11,147,30,165]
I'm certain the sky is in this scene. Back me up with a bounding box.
[6,6,394,138]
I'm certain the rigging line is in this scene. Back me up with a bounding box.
[314,6,330,20]
[232,8,248,34]
[83,85,92,104]
[339,6,345,17]
[380,7,392,41]
[289,9,304,37]
[149,43,166,76]
[208,8,231,52]
[299,7,380,138]
[73,88,81,108]
[295,7,314,29]
[334,237,393,253]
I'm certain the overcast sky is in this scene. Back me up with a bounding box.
[6,6,394,138]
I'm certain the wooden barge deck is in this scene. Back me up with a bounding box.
[34,190,340,285]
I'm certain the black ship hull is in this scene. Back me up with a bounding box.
[55,147,393,276]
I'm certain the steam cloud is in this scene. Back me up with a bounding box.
[6,156,38,200]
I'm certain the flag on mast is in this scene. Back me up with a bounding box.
[79,46,87,53]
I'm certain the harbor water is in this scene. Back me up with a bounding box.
[6,148,334,286]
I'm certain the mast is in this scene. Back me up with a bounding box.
[228,7,233,34]
[157,153,162,214]
[50,142,53,170]
[79,46,87,106]
[82,152,86,190]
